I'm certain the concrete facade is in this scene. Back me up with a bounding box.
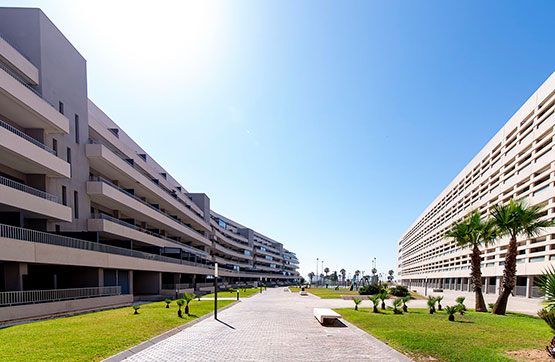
[398,71,555,299]
[0,7,299,322]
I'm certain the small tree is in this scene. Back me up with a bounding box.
[379,292,388,310]
[427,296,436,314]
[308,272,315,284]
[388,270,394,283]
[393,298,403,314]
[369,295,380,313]
[445,305,458,322]
[536,266,555,357]
[132,305,140,315]
[435,296,443,311]
[165,299,171,308]
[176,298,185,318]
[401,296,410,313]
[353,298,362,311]
[183,292,196,315]
[456,297,466,315]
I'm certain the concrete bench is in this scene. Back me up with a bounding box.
[313,308,341,325]
[300,291,308,296]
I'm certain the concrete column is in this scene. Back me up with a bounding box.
[128,270,134,295]
[98,268,104,287]
[496,277,502,296]
[485,277,489,294]
[526,276,533,298]
[4,263,27,291]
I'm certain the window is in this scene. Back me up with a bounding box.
[55,225,60,232]
[61,186,67,206]
[52,139,57,155]
[218,219,227,229]
[244,250,252,256]
[74,114,79,144]
[73,191,79,219]
[58,101,64,114]
[67,147,71,176]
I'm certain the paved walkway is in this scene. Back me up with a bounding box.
[119,288,411,362]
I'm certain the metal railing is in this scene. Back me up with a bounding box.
[93,213,207,257]
[0,61,57,110]
[162,283,191,290]
[87,139,205,221]
[89,176,207,239]
[0,286,121,307]
[0,119,56,155]
[0,223,213,270]
[0,175,58,202]
[514,285,527,296]
[487,285,496,294]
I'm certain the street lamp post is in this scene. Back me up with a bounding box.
[214,263,218,320]
[316,258,319,286]
[321,260,324,286]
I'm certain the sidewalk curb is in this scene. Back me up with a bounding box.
[102,301,240,362]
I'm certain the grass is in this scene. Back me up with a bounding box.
[288,287,360,298]
[337,307,551,362]
[0,299,235,362]
[288,287,426,300]
[200,288,260,298]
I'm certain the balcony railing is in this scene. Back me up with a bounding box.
[88,139,205,221]
[162,283,191,290]
[89,176,207,239]
[0,175,58,202]
[0,223,213,270]
[0,119,56,155]
[0,286,121,307]
[0,60,57,109]
[92,213,207,257]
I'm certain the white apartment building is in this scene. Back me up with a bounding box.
[398,71,555,299]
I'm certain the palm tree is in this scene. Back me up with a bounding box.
[353,298,362,311]
[369,295,380,313]
[537,266,555,357]
[176,298,185,318]
[456,297,466,315]
[340,269,346,284]
[308,272,315,284]
[165,299,171,308]
[393,298,403,314]
[445,305,458,322]
[435,296,443,311]
[401,296,410,313]
[388,270,394,282]
[490,199,554,315]
[132,305,140,315]
[427,296,436,314]
[444,210,497,312]
[379,292,388,310]
[183,292,196,315]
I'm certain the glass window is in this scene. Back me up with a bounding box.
[218,219,227,229]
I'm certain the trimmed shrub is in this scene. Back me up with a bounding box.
[389,285,410,297]
[359,283,384,295]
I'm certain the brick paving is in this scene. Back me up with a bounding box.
[119,288,412,362]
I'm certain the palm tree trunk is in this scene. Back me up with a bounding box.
[471,245,488,312]
[492,237,517,315]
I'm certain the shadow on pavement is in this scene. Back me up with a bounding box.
[216,319,236,329]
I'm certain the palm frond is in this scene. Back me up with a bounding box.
[537,266,555,309]
[538,307,555,333]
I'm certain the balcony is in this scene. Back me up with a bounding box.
[0,62,68,133]
[0,175,72,221]
[213,255,252,269]
[0,223,213,272]
[88,214,208,258]
[213,229,250,251]
[0,119,70,177]
[87,177,211,248]
[212,242,251,261]
[86,142,209,232]
[0,33,39,85]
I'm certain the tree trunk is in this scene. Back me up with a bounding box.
[355,304,358,311]
[492,237,517,315]
[185,304,189,315]
[471,245,488,312]
[402,305,407,313]
[373,306,378,313]
[448,314,454,322]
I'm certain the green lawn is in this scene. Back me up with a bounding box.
[338,307,551,362]
[200,288,260,298]
[289,287,360,298]
[0,299,235,362]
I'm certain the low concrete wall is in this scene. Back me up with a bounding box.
[160,288,195,297]
[0,294,132,322]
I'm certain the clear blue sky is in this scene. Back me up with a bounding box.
[3,0,554,279]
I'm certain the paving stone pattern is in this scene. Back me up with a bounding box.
[122,288,412,362]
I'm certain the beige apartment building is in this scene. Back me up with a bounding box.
[398,71,555,299]
[0,7,299,322]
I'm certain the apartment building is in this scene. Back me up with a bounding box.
[398,71,555,299]
[0,7,299,322]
